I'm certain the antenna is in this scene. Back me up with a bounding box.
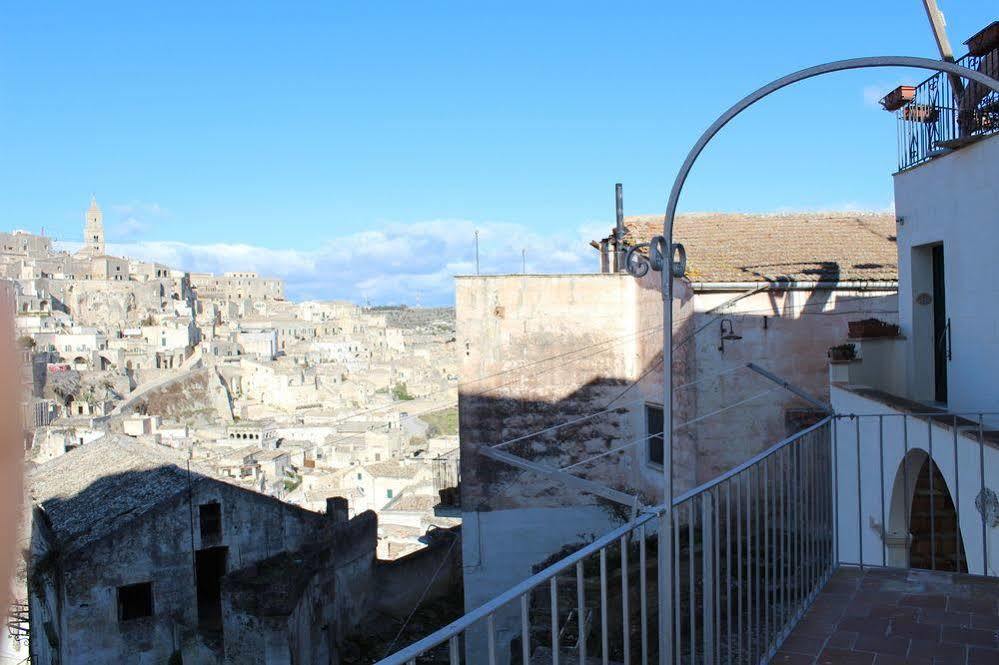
[921,0,965,95]
[474,230,480,275]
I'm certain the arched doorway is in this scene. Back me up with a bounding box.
[886,449,967,572]
[910,457,966,572]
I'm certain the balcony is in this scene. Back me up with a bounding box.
[889,45,999,171]
[377,407,999,664]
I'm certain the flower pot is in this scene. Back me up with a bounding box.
[880,85,916,112]
[848,318,901,339]
[828,345,856,362]
[903,104,939,123]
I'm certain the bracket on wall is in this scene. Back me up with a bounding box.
[479,446,642,509]
[746,362,832,413]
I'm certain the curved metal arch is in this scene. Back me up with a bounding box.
[663,56,999,242]
[652,57,999,665]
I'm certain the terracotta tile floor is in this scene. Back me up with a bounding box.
[774,567,999,665]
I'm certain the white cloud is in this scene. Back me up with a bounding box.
[108,202,168,240]
[60,219,603,305]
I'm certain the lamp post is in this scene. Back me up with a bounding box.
[626,56,999,665]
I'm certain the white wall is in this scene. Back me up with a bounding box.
[461,506,621,665]
[894,134,999,415]
[831,386,999,576]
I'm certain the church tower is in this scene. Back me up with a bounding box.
[84,196,105,256]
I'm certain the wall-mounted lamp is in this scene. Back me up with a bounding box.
[718,318,742,354]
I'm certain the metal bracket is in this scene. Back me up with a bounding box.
[624,235,686,279]
[479,446,642,509]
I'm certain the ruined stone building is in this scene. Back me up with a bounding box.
[455,212,899,661]
[26,436,459,664]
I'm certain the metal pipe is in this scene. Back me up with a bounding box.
[953,415,961,571]
[880,416,886,567]
[639,525,648,665]
[521,594,530,665]
[621,535,630,665]
[551,578,560,665]
[856,418,863,567]
[600,548,608,665]
[979,415,987,576]
[577,561,586,665]
[929,419,936,570]
[687,280,898,292]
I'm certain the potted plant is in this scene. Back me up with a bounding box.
[828,343,857,362]
[965,21,999,57]
[848,318,901,339]
[904,104,939,123]
[880,85,916,111]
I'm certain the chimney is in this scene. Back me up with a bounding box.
[326,497,349,524]
[614,183,625,272]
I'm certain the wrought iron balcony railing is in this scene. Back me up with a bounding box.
[376,418,835,665]
[894,49,999,171]
[377,405,999,664]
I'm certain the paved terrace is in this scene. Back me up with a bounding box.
[775,567,999,665]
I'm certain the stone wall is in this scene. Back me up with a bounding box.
[30,477,329,664]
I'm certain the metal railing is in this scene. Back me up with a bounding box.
[897,49,999,170]
[832,411,998,578]
[377,418,835,665]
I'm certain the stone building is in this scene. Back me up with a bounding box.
[28,438,354,663]
[82,196,105,257]
[456,212,898,662]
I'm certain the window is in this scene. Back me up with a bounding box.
[357,472,362,480]
[386,489,393,499]
[117,582,153,621]
[199,503,222,541]
[646,404,664,467]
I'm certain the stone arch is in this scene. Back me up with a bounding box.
[886,447,967,572]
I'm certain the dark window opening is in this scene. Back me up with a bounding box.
[196,546,228,632]
[646,404,664,466]
[199,502,222,542]
[117,582,153,621]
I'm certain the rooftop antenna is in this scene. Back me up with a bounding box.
[474,230,480,275]
[921,0,965,95]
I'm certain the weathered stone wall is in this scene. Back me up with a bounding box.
[455,272,693,664]
[221,512,378,665]
[688,288,897,482]
[37,478,328,664]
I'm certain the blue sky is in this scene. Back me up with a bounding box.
[0,2,994,304]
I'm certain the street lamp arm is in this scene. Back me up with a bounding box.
[663,56,999,242]
[653,56,999,665]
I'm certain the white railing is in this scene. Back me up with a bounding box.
[832,411,999,578]
[377,418,835,665]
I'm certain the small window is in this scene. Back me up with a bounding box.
[199,503,222,541]
[646,404,664,467]
[117,582,153,621]
[357,473,362,480]
[386,489,393,499]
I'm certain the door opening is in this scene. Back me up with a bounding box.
[931,244,948,403]
[908,458,965,572]
[195,546,228,632]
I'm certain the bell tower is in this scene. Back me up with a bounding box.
[84,196,105,256]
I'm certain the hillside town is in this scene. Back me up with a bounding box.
[8,199,463,663]
[6,6,999,665]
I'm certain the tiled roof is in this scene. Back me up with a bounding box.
[28,437,195,552]
[382,493,438,513]
[608,212,897,284]
[365,460,420,479]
